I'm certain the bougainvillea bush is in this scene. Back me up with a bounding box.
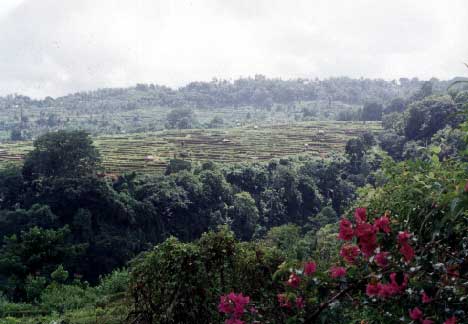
[128,155,467,324]
[217,156,468,324]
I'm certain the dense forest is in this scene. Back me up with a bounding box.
[0,75,468,323]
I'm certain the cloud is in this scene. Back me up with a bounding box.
[0,0,467,98]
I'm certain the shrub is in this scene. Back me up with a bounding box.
[40,283,97,313]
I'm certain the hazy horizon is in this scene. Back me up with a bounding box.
[0,0,467,99]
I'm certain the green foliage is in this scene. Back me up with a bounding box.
[0,225,85,301]
[403,95,460,141]
[309,206,338,229]
[230,192,259,240]
[50,265,69,284]
[357,155,467,241]
[39,283,97,313]
[22,130,101,180]
[361,102,383,121]
[165,108,196,129]
[0,164,24,209]
[96,268,129,296]
[264,224,314,260]
[128,228,284,324]
[165,158,192,175]
[24,276,47,302]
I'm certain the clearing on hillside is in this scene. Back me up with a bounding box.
[0,121,381,174]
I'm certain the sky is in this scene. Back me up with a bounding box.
[0,0,467,98]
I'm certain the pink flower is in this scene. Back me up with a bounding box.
[397,231,415,262]
[366,283,379,297]
[287,273,301,288]
[218,292,250,318]
[399,242,415,262]
[374,251,390,268]
[338,218,354,241]
[356,223,377,256]
[421,291,432,304]
[409,307,423,320]
[397,231,412,243]
[422,319,434,324]
[354,207,367,223]
[218,295,234,314]
[304,261,316,276]
[295,296,304,309]
[444,316,457,324]
[277,293,291,308]
[389,272,408,292]
[374,215,391,233]
[377,283,397,298]
[329,266,346,278]
[340,244,360,264]
[226,319,244,324]
[367,273,409,299]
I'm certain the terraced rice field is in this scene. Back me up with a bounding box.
[0,121,381,174]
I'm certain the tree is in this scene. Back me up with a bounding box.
[230,192,259,240]
[10,128,22,141]
[0,226,85,301]
[361,102,383,121]
[411,80,433,101]
[207,116,224,128]
[0,165,24,209]
[403,95,460,141]
[378,132,406,160]
[22,130,101,180]
[345,138,366,174]
[165,159,192,175]
[165,108,196,129]
[384,97,406,114]
[309,206,337,229]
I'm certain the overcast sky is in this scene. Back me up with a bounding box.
[0,0,467,98]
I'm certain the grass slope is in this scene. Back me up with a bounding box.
[0,121,381,174]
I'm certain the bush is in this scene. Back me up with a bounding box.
[40,283,97,313]
[96,268,129,296]
[128,228,284,323]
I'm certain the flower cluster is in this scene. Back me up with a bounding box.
[409,307,458,324]
[366,272,408,299]
[338,208,397,259]
[217,206,465,323]
[218,292,255,324]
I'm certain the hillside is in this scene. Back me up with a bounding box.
[0,76,460,140]
[0,121,381,174]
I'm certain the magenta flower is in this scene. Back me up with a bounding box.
[409,307,423,320]
[340,244,360,264]
[444,317,457,324]
[421,291,432,304]
[374,215,391,233]
[218,292,250,318]
[365,283,379,297]
[374,251,390,268]
[338,218,354,241]
[295,296,305,309]
[277,293,291,308]
[287,273,301,288]
[354,207,367,223]
[304,261,316,276]
[329,266,346,278]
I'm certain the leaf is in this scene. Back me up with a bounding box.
[429,145,441,155]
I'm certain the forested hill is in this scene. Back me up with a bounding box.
[1,76,466,141]
[0,76,463,111]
